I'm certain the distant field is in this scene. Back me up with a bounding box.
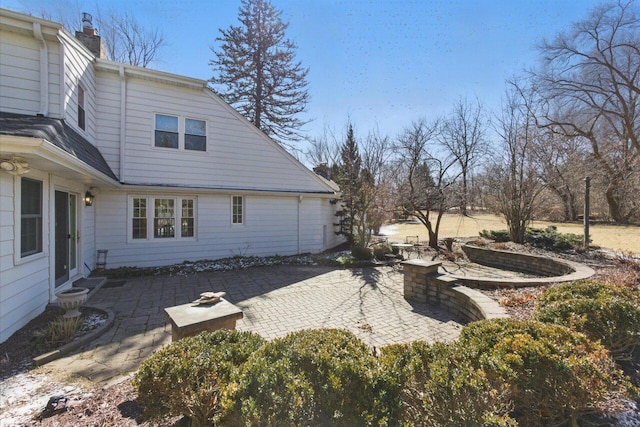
[380,213,640,254]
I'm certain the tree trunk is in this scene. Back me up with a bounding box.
[605,180,627,224]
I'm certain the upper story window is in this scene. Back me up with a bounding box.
[21,178,43,257]
[185,119,206,151]
[154,114,206,151]
[78,86,86,130]
[155,114,179,149]
[232,195,244,225]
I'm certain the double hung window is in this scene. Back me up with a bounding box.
[21,178,43,257]
[131,196,196,240]
[154,114,206,151]
[232,196,244,225]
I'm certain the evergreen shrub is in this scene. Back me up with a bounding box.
[133,330,265,427]
[228,329,381,426]
[379,341,516,427]
[459,319,623,426]
[535,280,640,360]
[352,245,373,260]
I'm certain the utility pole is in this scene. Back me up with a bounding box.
[584,177,590,248]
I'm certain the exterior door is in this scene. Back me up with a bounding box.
[55,191,69,287]
[69,194,78,278]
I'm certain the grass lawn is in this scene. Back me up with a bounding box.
[382,213,640,254]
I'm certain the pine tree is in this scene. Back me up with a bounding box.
[210,0,309,147]
[336,125,362,246]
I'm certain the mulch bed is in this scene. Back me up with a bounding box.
[0,306,106,378]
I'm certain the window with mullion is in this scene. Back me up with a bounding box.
[155,114,179,149]
[21,178,43,257]
[132,198,147,239]
[185,118,206,151]
[154,198,175,238]
[232,196,244,225]
[181,199,194,237]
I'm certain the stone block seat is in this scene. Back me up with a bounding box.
[164,298,243,342]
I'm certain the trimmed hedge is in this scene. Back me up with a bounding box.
[379,341,516,426]
[226,329,382,426]
[459,318,622,426]
[133,330,265,427]
[535,280,640,360]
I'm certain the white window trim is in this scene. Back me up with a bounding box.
[152,113,207,152]
[231,195,245,226]
[127,195,198,243]
[13,170,49,266]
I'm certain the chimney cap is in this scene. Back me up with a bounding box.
[81,12,93,29]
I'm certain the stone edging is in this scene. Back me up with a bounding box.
[403,260,508,324]
[455,245,595,288]
[32,307,115,366]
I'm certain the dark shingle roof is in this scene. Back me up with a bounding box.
[0,112,118,181]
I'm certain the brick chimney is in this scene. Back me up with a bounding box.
[75,13,106,58]
[313,163,331,180]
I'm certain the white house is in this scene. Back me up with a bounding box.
[0,9,342,343]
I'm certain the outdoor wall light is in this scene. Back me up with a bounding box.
[84,189,95,206]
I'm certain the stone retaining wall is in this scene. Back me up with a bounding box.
[403,260,508,324]
[462,245,572,276]
[455,245,595,288]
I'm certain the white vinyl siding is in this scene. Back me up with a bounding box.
[95,191,343,268]
[0,170,50,343]
[63,34,96,140]
[0,29,61,116]
[111,76,327,191]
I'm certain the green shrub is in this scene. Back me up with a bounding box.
[535,280,640,360]
[133,330,265,427]
[479,229,511,242]
[372,243,394,261]
[459,318,622,426]
[525,225,583,250]
[228,329,381,426]
[378,341,516,427]
[352,245,373,260]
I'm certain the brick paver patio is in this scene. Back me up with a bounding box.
[44,265,463,384]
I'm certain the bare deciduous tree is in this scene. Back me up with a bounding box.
[96,11,165,67]
[439,97,490,216]
[529,0,640,223]
[531,131,589,221]
[31,4,165,68]
[487,88,544,243]
[395,119,458,248]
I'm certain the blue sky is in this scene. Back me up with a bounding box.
[4,0,601,146]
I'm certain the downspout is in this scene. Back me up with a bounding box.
[297,194,302,254]
[58,36,65,118]
[119,65,126,182]
[33,23,49,116]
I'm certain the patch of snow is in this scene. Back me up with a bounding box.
[378,224,398,237]
[0,371,86,425]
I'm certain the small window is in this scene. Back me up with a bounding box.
[21,178,43,257]
[78,86,85,130]
[154,198,175,238]
[132,198,147,239]
[232,196,244,225]
[181,199,194,237]
[155,114,179,149]
[185,118,206,151]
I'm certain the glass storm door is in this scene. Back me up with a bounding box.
[55,191,70,287]
[69,194,78,277]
